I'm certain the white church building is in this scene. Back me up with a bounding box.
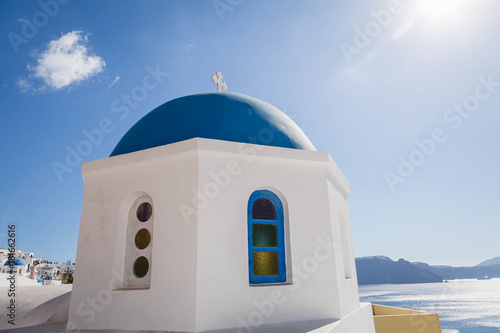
[67,92,440,332]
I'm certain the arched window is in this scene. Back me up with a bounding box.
[123,195,154,289]
[248,190,286,284]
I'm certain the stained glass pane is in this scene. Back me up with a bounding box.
[137,202,152,222]
[134,229,151,250]
[253,224,278,247]
[133,256,149,278]
[252,198,276,220]
[253,251,279,276]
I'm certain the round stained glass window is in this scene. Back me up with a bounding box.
[137,202,152,222]
[133,256,149,278]
[134,229,151,250]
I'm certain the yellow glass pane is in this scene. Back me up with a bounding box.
[253,251,279,276]
[134,229,151,250]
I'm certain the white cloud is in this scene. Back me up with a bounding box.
[30,31,105,90]
[108,75,120,88]
[16,78,32,92]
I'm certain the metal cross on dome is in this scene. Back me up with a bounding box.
[211,71,227,92]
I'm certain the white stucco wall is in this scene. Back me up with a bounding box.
[194,139,353,331]
[68,140,199,332]
[68,138,372,332]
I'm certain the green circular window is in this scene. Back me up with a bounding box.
[133,256,149,278]
[136,202,152,222]
[134,229,151,250]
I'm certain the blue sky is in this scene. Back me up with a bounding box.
[0,0,498,266]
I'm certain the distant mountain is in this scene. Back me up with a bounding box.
[413,261,500,280]
[356,256,500,284]
[476,257,500,267]
[355,256,443,285]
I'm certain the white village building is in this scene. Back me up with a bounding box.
[38,264,59,279]
[37,261,75,279]
[0,248,38,276]
[61,260,76,275]
[0,248,10,265]
[67,92,440,332]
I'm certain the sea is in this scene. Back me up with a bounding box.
[359,279,500,333]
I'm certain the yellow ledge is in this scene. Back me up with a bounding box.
[372,304,442,333]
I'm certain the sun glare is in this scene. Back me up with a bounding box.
[418,0,467,19]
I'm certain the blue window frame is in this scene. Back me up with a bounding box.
[248,190,286,284]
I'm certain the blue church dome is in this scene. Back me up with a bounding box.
[110,92,315,157]
[3,258,26,266]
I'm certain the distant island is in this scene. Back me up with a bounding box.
[356,256,500,285]
[476,256,500,267]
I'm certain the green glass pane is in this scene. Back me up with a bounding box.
[133,256,149,278]
[253,251,279,276]
[253,224,278,247]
